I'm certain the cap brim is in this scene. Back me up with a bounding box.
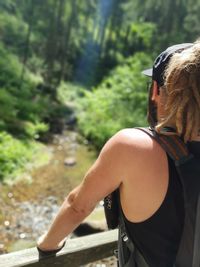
[142,68,153,77]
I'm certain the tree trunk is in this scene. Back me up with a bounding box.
[19,0,34,89]
[44,1,59,86]
[57,0,77,84]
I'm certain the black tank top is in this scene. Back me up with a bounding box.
[121,155,185,267]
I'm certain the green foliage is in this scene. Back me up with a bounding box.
[77,52,152,149]
[24,121,49,139]
[0,89,17,125]
[1,0,199,88]
[0,131,47,182]
[0,0,17,14]
[0,43,21,87]
[183,0,200,40]
[0,44,49,137]
[57,82,85,106]
[132,0,200,50]
[0,11,28,56]
[27,55,44,74]
[129,22,156,48]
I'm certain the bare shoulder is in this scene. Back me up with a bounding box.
[99,128,164,171]
[115,129,169,223]
[102,128,158,153]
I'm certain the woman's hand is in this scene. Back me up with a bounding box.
[37,233,66,255]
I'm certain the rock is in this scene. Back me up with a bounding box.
[46,196,58,204]
[73,221,107,237]
[64,157,76,166]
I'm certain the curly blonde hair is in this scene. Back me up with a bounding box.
[156,40,200,142]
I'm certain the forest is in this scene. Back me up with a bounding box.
[1,0,200,182]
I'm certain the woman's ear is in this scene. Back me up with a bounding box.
[151,81,160,103]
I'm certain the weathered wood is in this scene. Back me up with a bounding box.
[0,230,118,267]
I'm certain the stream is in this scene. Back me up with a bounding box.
[0,130,106,255]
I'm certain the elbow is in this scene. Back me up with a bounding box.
[68,203,95,223]
[67,192,95,220]
[71,204,93,219]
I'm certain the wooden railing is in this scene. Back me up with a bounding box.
[0,230,118,267]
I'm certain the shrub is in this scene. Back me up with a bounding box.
[0,131,49,182]
[77,52,152,149]
[0,44,51,137]
[0,12,28,56]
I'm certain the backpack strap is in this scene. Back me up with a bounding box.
[136,127,200,267]
[117,127,192,267]
[193,194,200,267]
[135,127,193,165]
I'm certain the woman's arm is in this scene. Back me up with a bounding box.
[37,130,128,251]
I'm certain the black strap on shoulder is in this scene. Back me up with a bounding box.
[193,194,200,267]
[135,127,193,165]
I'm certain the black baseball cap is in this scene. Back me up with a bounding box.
[142,43,193,86]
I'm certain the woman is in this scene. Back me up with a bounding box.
[37,40,200,266]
